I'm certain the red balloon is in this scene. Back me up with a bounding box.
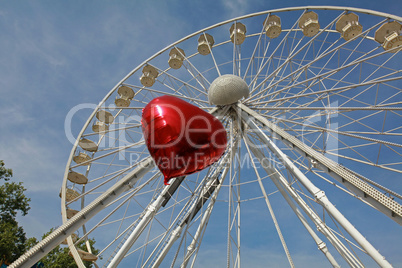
[142,95,227,184]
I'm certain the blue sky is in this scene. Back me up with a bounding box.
[1,0,401,267]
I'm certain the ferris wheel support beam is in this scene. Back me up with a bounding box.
[180,166,229,267]
[245,141,296,267]
[240,110,392,267]
[107,175,186,268]
[110,107,224,265]
[239,103,402,225]
[246,141,357,267]
[151,164,228,267]
[181,137,239,268]
[9,157,155,268]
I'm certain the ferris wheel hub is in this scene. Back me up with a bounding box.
[208,74,249,105]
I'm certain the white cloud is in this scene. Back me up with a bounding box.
[0,136,66,193]
[222,0,250,18]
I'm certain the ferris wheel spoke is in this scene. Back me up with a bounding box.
[338,110,383,132]
[137,64,209,105]
[326,149,402,174]
[248,58,393,108]
[233,43,240,77]
[240,103,402,226]
[265,96,396,126]
[123,148,233,267]
[222,117,243,268]
[171,47,212,92]
[180,167,230,267]
[337,35,376,70]
[201,32,222,77]
[248,12,306,94]
[288,64,398,112]
[125,186,198,265]
[247,11,305,92]
[67,154,154,206]
[246,18,389,104]
[149,161,230,267]
[286,122,402,174]
[253,110,402,150]
[126,82,209,106]
[245,135,359,267]
[154,64,209,98]
[281,66,349,113]
[295,24,381,90]
[242,14,269,81]
[106,176,187,267]
[127,79,209,106]
[81,123,142,138]
[74,173,161,251]
[243,140,295,267]
[242,113,393,267]
[252,73,401,108]
[249,11,345,98]
[69,141,145,169]
[252,106,402,111]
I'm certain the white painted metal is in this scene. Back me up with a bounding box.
[244,140,295,268]
[107,176,185,267]
[9,157,154,268]
[180,165,229,267]
[11,6,399,268]
[241,110,392,267]
[244,139,358,267]
[152,167,226,267]
[179,135,240,268]
[239,103,402,225]
[247,17,388,102]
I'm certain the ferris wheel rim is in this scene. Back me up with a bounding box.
[56,6,402,268]
[61,6,402,196]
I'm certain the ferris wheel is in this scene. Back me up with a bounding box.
[11,6,402,268]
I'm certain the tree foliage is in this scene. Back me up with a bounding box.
[41,229,99,268]
[0,160,31,264]
[0,161,100,267]
[0,222,27,265]
[26,229,99,268]
[0,160,31,221]
[0,161,12,181]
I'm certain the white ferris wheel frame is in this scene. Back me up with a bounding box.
[10,6,402,268]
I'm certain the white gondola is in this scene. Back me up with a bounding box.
[69,249,98,262]
[230,22,246,44]
[336,13,363,40]
[16,7,402,268]
[299,11,320,37]
[67,171,88,185]
[197,33,215,55]
[96,110,114,124]
[72,151,91,165]
[140,65,159,87]
[66,208,79,219]
[375,21,402,52]
[168,47,185,69]
[92,121,108,133]
[115,85,134,107]
[263,15,282,38]
[78,138,98,153]
[61,233,78,245]
[60,188,80,203]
